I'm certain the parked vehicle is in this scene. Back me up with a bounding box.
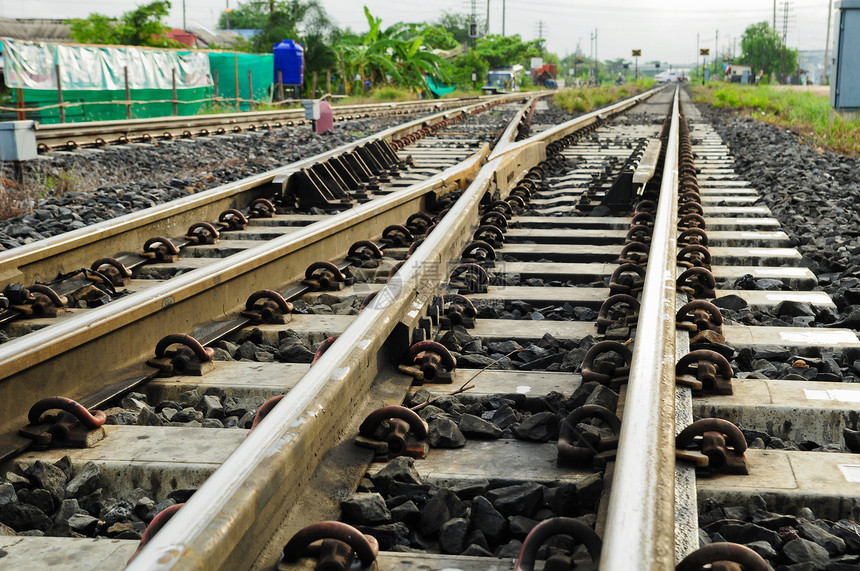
[655,70,685,83]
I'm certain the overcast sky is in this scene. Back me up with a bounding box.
[0,0,835,65]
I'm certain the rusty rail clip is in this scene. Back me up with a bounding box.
[515,517,602,571]
[184,221,220,245]
[402,340,457,384]
[676,418,749,476]
[676,350,734,395]
[20,397,107,448]
[439,294,477,329]
[91,258,132,287]
[241,290,293,324]
[303,261,352,291]
[282,521,379,571]
[13,284,69,317]
[355,405,429,459]
[141,236,180,263]
[676,300,725,344]
[557,404,621,467]
[677,267,717,299]
[581,340,632,389]
[146,333,215,376]
[676,542,770,571]
[595,294,640,336]
[449,263,490,294]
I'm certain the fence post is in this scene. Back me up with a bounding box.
[234,53,240,112]
[277,70,284,101]
[172,69,178,116]
[16,88,25,120]
[312,71,318,98]
[124,66,131,120]
[326,70,331,96]
[214,70,219,104]
[247,69,253,110]
[55,64,65,123]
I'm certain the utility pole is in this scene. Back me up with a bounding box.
[502,0,506,35]
[594,28,598,81]
[714,29,718,75]
[773,0,777,30]
[536,21,545,55]
[486,0,490,35]
[225,0,230,28]
[697,33,700,78]
[823,0,832,84]
[182,0,186,29]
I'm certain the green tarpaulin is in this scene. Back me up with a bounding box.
[2,39,275,123]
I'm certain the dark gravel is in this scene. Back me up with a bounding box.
[0,456,190,539]
[0,114,423,251]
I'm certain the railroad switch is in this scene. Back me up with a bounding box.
[19,397,106,449]
[355,405,429,459]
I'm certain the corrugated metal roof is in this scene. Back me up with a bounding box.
[0,18,71,42]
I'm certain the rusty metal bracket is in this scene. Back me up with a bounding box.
[380,224,414,248]
[515,517,603,571]
[19,396,106,449]
[184,221,220,245]
[249,197,276,218]
[461,240,496,267]
[282,521,379,571]
[595,294,640,335]
[558,404,621,466]
[676,418,749,476]
[250,395,284,431]
[676,299,724,344]
[608,263,646,297]
[217,208,248,230]
[678,244,712,270]
[241,290,293,324]
[473,224,505,248]
[141,236,180,263]
[678,212,707,230]
[675,542,770,571]
[146,333,215,376]
[677,267,717,299]
[355,405,429,459]
[405,211,434,236]
[676,349,734,395]
[449,263,490,294]
[439,294,478,329]
[405,340,457,384]
[345,240,383,265]
[12,284,69,317]
[90,257,132,287]
[303,261,352,291]
[618,241,649,265]
[480,211,508,230]
[581,340,632,389]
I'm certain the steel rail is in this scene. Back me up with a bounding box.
[33,95,502,150]
[600,85,680,569]
[127,88,659,571]
[0,94,525,291]
[0,146,487,442]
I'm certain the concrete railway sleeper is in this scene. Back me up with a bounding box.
[2,84,855,570]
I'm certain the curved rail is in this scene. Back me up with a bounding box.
[33,95,505,151]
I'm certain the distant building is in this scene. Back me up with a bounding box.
[0,17,71,42]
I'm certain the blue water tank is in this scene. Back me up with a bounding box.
[274,39,304,85]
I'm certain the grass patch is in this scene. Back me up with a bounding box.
[553,79,655,114]
[689,83,860,155]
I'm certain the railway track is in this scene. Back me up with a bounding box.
[1,84,857,571]
[33,96,500,152]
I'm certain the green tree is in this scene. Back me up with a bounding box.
[451,49,488,88]
[476,34,541,69]
[218,3,268,29]
[68,1,180,48]
[436,12,471,45]
[739,21,798,79]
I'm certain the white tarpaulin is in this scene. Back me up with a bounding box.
[3,38,213,90]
